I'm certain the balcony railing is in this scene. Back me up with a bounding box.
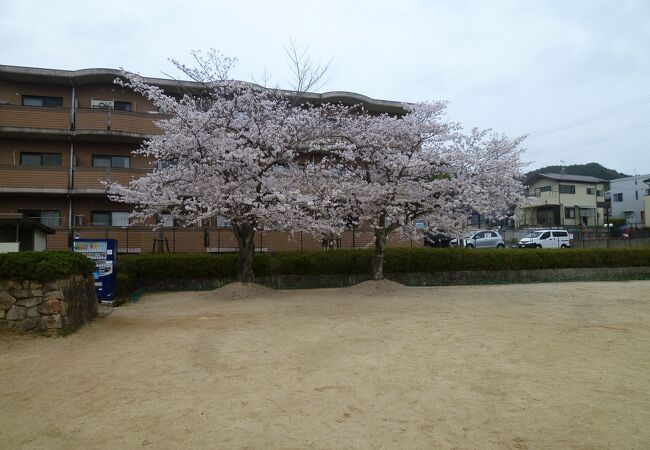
[73,167,150,190]
[0,104,71,131]
[75,108,168,136]
[527,190,560,206]
[0,105,171,137]
[0,165,69,191]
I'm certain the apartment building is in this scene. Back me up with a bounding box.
[516,173,608,228]
[644,177,650,227]
[609,174,650,227]
[0,64,416,252]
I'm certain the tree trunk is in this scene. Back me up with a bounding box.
[371,219,387,280]
[233,223,256,283]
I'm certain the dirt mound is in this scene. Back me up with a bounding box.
[206,282,279,301]
[342,279,407,296]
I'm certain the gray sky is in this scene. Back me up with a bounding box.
[2,0,649,174]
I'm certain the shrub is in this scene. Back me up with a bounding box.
[0,251,95,282]
[117,247,650,286]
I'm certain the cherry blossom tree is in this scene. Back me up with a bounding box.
[303,102,526,280]
[107,50,326,282]
[109,49,525,283]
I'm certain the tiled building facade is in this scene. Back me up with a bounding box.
[0,65,419,253]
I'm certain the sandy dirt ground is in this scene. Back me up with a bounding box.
[2,280,650,450]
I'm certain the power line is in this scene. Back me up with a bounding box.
[527,93,650,138]
[525,120,650,157]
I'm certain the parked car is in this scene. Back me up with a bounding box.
[450,230,505,249]
[424,232,452,248]
[518,229,572,248]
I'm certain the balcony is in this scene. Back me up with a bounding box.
[75,108,167,139]
[0,164,69,193]
[73,167,150,192]
[526,190,560,206]
[0,104,71,136]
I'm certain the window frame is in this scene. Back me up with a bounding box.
[19,209,60,227]
[559,184,576,194]
[90,211,130,227]
[613,193,623,202]
[20,152,62,167]
[21,95,64,108]
[113,101,133,112]
[92,155,130,169]
[565,208,576,219]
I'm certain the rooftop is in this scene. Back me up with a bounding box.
[534,173,607,183]
[0,64,407,115]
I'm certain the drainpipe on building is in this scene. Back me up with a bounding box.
[67,83,76,247]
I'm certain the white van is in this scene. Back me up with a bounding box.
[518,229,573,249]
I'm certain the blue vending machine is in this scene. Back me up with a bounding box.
[73,238,117,303]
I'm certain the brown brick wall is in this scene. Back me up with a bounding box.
[73,167,148,190]
[70,197,131,227]
[75,108,164,135]
[75,83,156,111]
[0,81,72,107]
[0,138,70,165]
[44,225,424,253]
[74,142,151,169]
[0,195,69,227]
[0,165,68,190]
[0,104,71,130]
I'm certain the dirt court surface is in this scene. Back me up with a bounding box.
[2,281,650,449]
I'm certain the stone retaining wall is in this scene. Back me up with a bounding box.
[0,275,98,333]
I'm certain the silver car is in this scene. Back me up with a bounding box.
[450,230,505,249]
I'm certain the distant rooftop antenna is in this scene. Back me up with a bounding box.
[560,160,566,177]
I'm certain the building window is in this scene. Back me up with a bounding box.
[160,214,176,227]
[596,190,603,197]
[20,210,60,227]
[565,208,576,219]
[92,155,130,169]
[91,211,129,227]
[21,95,63,108]
[635,191,639,200]
[114,101,133,111]
[157,159,177,170]
[20,152,62,167]
[90,99,133,111]
[613,193,623,202]
[559,184,575,194]
[586,188,595,195]
[215,215,230,228]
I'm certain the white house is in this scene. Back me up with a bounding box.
[609,174,650,227]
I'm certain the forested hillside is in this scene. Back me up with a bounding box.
[524,163,628,185]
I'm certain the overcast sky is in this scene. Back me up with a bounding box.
[2,0,649,174]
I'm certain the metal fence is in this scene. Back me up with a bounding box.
[47,225,650,253]
[59,226,422,254]
[500,227,650,249]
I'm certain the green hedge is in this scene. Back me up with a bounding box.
[117,248,650,285]
[0,251,96,282]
